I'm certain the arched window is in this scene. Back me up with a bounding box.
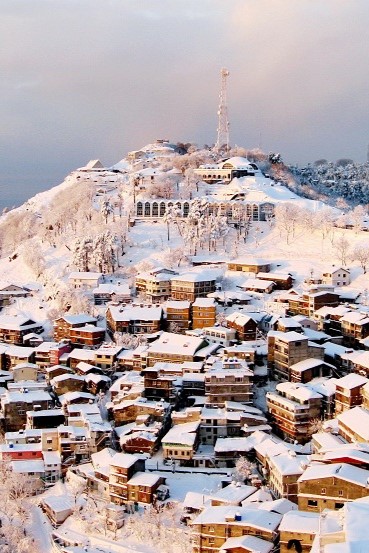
[144,202,151,216]
[152,202,159,217]
[183,202,189,217]
[252,204,259,220]
[160,202,166,216]
[137,202,143,216]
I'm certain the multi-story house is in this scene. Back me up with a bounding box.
[226,312,257,341]
[200,326,237,348]
[192,298,216,329]
[334,373,368,415]
[340,311,369,346]
[297,463,369,511]
[106,304,163,335]
[279,511,320,553]
[93,282,131,305]
[166,300,191,332]
[0,315,43,346]
[109,398,170,426]
[337,405,369,443]
[227,257,271,273]
[161,421,200,462]
[142,362,181,403]
[53,314,98,342]
[94,344,124,371]
[69,325,106,347]
[68,271,104,290]
[170,272,217,302]
[267,331,324,380]
[268,451,309,503]
[34,341,72,371]
[109,452,145,505]
[190,506,281,553]
[0,389,53,431]
[135,270,174,303]
[266,382,323,444]
[257,272,293,290]
[322,266,350,287]
[145,332,207,367]
[288,290,340,317]
[205,360,253,407]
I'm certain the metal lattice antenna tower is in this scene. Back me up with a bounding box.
[216,68,230,151]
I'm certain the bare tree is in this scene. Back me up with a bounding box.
[352,244,369,273]
[334,235,351,266]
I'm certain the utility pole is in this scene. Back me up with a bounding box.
[215,68,230,152]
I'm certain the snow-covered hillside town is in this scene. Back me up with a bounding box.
[2,135,369,553]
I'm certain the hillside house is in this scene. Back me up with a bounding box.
[227,258,271,274]
[106,304,163,335]
[68,272,104,290]
[194,156,258,183]
[190,505,281,553]
[53,314,98,342]
[266,382,323,444]
[257,272,293,290]
[0,284,30,308]
[161,421,200,462]
[226,313,257,341]
[340,311,369,346]
[170,272,217,302]
[334,373,368,415]
[322,266,350,287]
[267,331,324,381]
[205,360,253,407]
[297,463,369,511]
[0,315,43,345]
[166,300,191,332]
[93,282,131,305]
[0,389,53,431]
[145,332,207,367]
[69,324,106,347]
[192,298,216,329]
[135,271,174,303]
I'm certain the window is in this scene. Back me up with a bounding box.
[321,488,326,495]
[335,502,345,509]
[338,490,343,496]
[308,499,318,507]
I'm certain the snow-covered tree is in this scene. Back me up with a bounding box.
[22,238,45,278]
[72,236,93,272]
[91,231,118,273]
[334,235,351,266]
[100,198,114,224]
[352,243,369,273]
[234,456,257,483]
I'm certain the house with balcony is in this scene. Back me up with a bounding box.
[266,382,323,444]
[145,332,207,367]
[205,359,253,407]
[267,330,324,381]
[170,272,217,302]
[106,304,163,335]
[0,315,43,346]
[53,314,98,342]
[192,298,216,329]
[190,505,281,553]
[226,312,258,341]
[166,300,191,332]
[334,373,368,415]
[297,463,369,512]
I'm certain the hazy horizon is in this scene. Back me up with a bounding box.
[1,0,369,209]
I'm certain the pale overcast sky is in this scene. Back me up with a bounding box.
[1,0,369,206]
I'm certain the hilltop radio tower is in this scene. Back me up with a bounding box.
[216,67,230,151]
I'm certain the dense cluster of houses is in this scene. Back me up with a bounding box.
[2,247,369,551]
